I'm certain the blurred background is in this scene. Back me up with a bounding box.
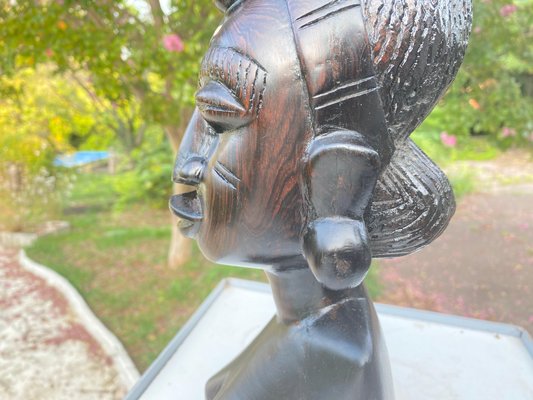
[0,0,531,387]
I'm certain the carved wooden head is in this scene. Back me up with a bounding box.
[170,0,472,289]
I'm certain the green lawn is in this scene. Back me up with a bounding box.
[28,205,267,370]
[27,172,382,371]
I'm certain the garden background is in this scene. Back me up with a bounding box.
[1,0,532,372]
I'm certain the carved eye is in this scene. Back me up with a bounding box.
[196,81,252,133]
[214,0,242,13]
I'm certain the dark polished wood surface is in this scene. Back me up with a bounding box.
[169,0,471,398]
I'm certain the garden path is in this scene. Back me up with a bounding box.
[377,151,533,334]
[0,245,131,400]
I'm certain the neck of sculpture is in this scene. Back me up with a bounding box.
[265,266,367,324]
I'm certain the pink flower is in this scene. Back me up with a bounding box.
[469,98,481,110]
[45,48,54,58]
[440,132,457,148]
[501,127,516,138]
[500,4,517,17]
[163,34,184,53]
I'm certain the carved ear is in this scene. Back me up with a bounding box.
[302,131,380,290]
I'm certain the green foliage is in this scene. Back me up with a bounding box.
[63,129,174,214]
[66,172,118,210]
[418,0,533,148]
[113,126,174,209]
[365,262,382,299]
[2,0,531,214]
[0,67,97,230]
[0,0,220,145]
[448,169,477,200]
[412,131,500,165]
[0,1,222,218]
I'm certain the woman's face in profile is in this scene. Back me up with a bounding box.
[171,1,314,268]
[170,0,470,285]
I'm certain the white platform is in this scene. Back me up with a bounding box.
[126,279,533,400]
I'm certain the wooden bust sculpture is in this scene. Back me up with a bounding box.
[170,0,472,398]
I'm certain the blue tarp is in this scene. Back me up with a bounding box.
[54,151,110,168]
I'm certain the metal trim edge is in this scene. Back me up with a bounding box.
[124,279,231,400]
[125,278,533,399]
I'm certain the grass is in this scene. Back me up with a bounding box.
[411,130,491,200]
[27,203,265,370]
[62,172,119,214]
[412,130,501,165]
[365,262,382,298]
[447,168,477,200]
[27,171,381,371]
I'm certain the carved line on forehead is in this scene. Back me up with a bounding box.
[200,46,267,116]
[295,0,361,30]
[285,0,393,162]
[312,76,380,111]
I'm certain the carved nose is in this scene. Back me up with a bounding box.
[173,156,207,186]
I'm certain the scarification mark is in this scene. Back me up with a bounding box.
[229,46,267,71]
[220,49,226,82]
[314,86,380,110]
[200,46,267,119]
[248,67,259,114]
[213,161,240,191]
[235,58,242,93]
[214,47,223,82]
[296,0,360,21]
[313,76,376,100]
[242,60,251,103]
[257,74,267,115]
[298,3,361,30]
[213,166,237,191]
[215,161,240,183]
[295,0,340,20]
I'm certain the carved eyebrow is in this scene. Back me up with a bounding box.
[200,46,267,116]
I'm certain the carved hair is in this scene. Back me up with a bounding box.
[363,0,472,141]
[360,0,472,257]
[214,0,472,259]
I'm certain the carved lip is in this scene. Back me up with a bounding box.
[169,191,203,237]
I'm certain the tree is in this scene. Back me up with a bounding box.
[0,67,106,230]
[0,0,221,266]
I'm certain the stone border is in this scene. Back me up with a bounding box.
[0,232,37,247]
[18,250,140,389]
[0,221,70,248]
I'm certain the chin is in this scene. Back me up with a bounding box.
[198,241,267,269]
[197,236,225,264]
